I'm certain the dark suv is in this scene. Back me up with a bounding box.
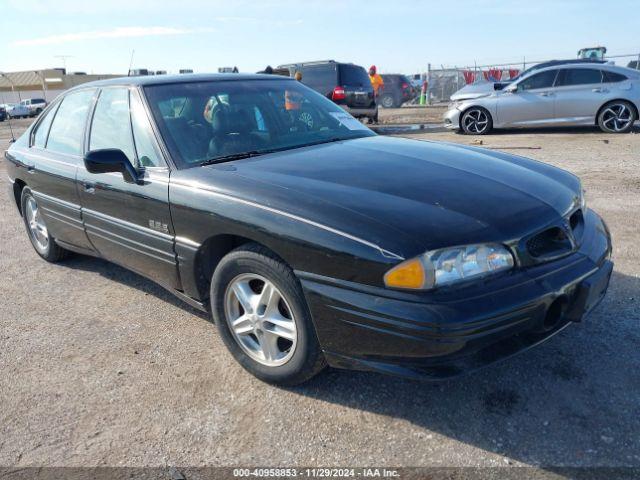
[0,105,6,122]
[279,60,377,122]
[379,74,417,108]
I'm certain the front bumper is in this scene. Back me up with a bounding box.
[299,209,613,380]
[443,107,462,130]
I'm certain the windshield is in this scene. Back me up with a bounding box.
[144,79,375,168]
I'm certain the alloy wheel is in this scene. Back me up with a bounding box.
[224,273,297,367]
[25,196,49,253]
[462,108,490,134]
[601,103,633,132]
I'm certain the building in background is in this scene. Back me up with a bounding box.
[0,69,121,104]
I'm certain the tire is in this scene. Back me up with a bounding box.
[380,94,396,108]
[210,243,326,385]
[597,100,637,133]
[20,187,68,262]
[460,107,493,135]
[35,108,43,115]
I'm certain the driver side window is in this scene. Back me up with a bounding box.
[519,70,558,91]
[90,88,136,164]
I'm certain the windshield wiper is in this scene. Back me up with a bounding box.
[199,137,354,166]
[200,150,266,166]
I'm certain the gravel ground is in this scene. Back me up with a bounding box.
[1,116,639,472]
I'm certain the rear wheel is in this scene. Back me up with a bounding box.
[21,187,68,262]
[210,243,326,385]
[460,107,493,135]
[380,94,396,108]
[597,101,636,133]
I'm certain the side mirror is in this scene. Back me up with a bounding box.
[84,149,141,184]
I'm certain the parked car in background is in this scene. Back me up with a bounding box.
[5,74,612,385]
[20,98,47,116]
[279,60,378,122]
[378,74,417,108]
[450,59,608,102]
[7,103,31,119]
[0,105,6,122]
[445,64,640,134]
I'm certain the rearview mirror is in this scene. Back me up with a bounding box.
[84,149,141,184]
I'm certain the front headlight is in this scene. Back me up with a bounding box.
[384,243,514,290]
[580,187,587,211]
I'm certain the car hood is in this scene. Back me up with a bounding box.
[196,136,580,259]
[450,81,501,101]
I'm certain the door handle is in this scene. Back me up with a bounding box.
[592,88,608,93]
[83,182,95,194]
[538,91,553,97]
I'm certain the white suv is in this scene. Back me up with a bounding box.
[20,98,47,116]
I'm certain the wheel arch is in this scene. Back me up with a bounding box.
[13,178,27,215]
[191,233,287,301]
[595,99,639,125]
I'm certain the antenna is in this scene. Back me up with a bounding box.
[0,89,16,143]
[128,50,135,76]
[54,55,74,72]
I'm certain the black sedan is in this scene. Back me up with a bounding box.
[5,74,613,385]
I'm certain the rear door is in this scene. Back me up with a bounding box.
[338,64,375,108]
[553,68,605,123]
[496,69,559,126]
[77,86,179,289]
[23,89,96,252]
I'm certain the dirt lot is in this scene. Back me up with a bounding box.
[1,115,639,472]
[378,105,447,125]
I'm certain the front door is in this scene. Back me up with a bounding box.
[496,69,559,127]
[77,86,179,289]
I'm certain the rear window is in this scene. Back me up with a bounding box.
[602,70,628,83]
[339,64,370,87]
[558,68,602,86]
[46,89,95,156]
[301,64,337,92]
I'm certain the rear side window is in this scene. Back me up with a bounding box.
[518,70,558,91]
[46,89,95,156]
[32,103,59,148]
[602,70,628,83]
[301,64,337,92]
[89,88,136,163]
[558,68,602,86]
[339,64,370,87]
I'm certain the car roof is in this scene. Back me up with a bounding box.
[66,73,294,91]
[520,62,639,78]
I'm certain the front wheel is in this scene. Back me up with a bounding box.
[597,101,637,133]
[210,244,326,385]
[460,107,493,135]
[21,187,68,262]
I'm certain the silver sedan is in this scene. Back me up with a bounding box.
[444,64,640,134]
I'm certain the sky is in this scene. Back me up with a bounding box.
[1,0,639,75]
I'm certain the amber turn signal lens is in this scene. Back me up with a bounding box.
[384,258,426,289]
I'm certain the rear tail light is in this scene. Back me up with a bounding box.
[401,82,409,89]
[332,86,346,101]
